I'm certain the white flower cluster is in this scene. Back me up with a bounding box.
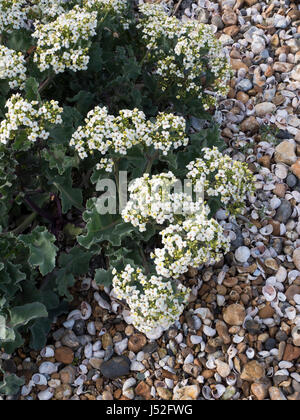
[0,94,63,145]
[152,205,230,279]
[70,106,188,171]
[32,6,98,73]
[112,264,190,333]
[187,147,255,215]
[27,0,68,23]
[122,172,202,232]
[138,2,232,109]
[83,0,128,15]
[0,0,27,34]
[0,46,27,90]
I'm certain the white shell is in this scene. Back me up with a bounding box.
[203,326,216,337]
[84,342,93,359]
[38,389,54,401]
[40,346,55,358]
[80,301,92,320]
[39,362,58,375]
[114,338,128,355]
[279,361,293,369]
[262,284,277,301]
[190,335,202,345]
[286,306,296,320]
[32,374,48,386]
[94,292,111,311]
[246,348,255,359]
[212,384,226,399]
[67,310,82,320]
[87,321,96,335]
[122,378,136,392]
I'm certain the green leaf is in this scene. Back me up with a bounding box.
[6,29,33,52]
[51,169,84,213]
[43,145,79,175]
[29,318,52,350]
[24,77,41,102]
[0,374,24,396]
[78,198,134,249]
[9,302,48,328]
[19,227,58,275]
[67,90,96,115]
[95,268,113,287]
[56,247,93,299]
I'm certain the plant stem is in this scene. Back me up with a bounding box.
[145,151,159,174]
[0,212,37,237]
[139,248,150,275]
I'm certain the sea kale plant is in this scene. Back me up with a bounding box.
[0,0,254,394]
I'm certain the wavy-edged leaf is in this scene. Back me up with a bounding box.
[19,227,58,275]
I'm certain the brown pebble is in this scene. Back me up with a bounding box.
[128,334,147,353]
[54,347,74,365]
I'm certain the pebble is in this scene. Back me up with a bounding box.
[173,385,200,400]
[54,347,74,365]
[100,356,130,379]
[223,304,246,326]
[240,361,265,382]
[235,246,250,263]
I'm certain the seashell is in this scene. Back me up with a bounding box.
[111,302,120,314]
[276,266,287,283]
[184,354,194,364]
[87,321,96,335]
[190,335,202,345]
[202,385,213,400]
[114,338,128,356]
[270,197,281,210]
[212,384,226,399]
[274,164,288,180]
[93,350,105,358]
[279,361,293,369]
[79,364,88,375]
[246,348,255,359]
[21,384,33,396]
[226,373,237,386]
[32,374,48,386]
[40,346,55,358]
[203,325,216,337]
[80,277,91,291]
[217,295,225,306]
[84,343,93,359]
[206,357,216,370]
[67,309,82,320]
[275,369,289,377]
[227,345,237,360]
[233,335,244,344]
[38,389,54,401]
[123,378,136,392]
[260,224,273,236]
[291,373,300,382]
[63,319,75,329]
[146,326,164,340]
[91,279,99,290]
[39,362,57,375]
[266,367,274,377]
[285,306,296,321]
[258,351,269,358]
[94,292,111,311]
[80,301,92,320]
[277,292,286,302]
[262,284,277,302]
[74,375,86,387]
